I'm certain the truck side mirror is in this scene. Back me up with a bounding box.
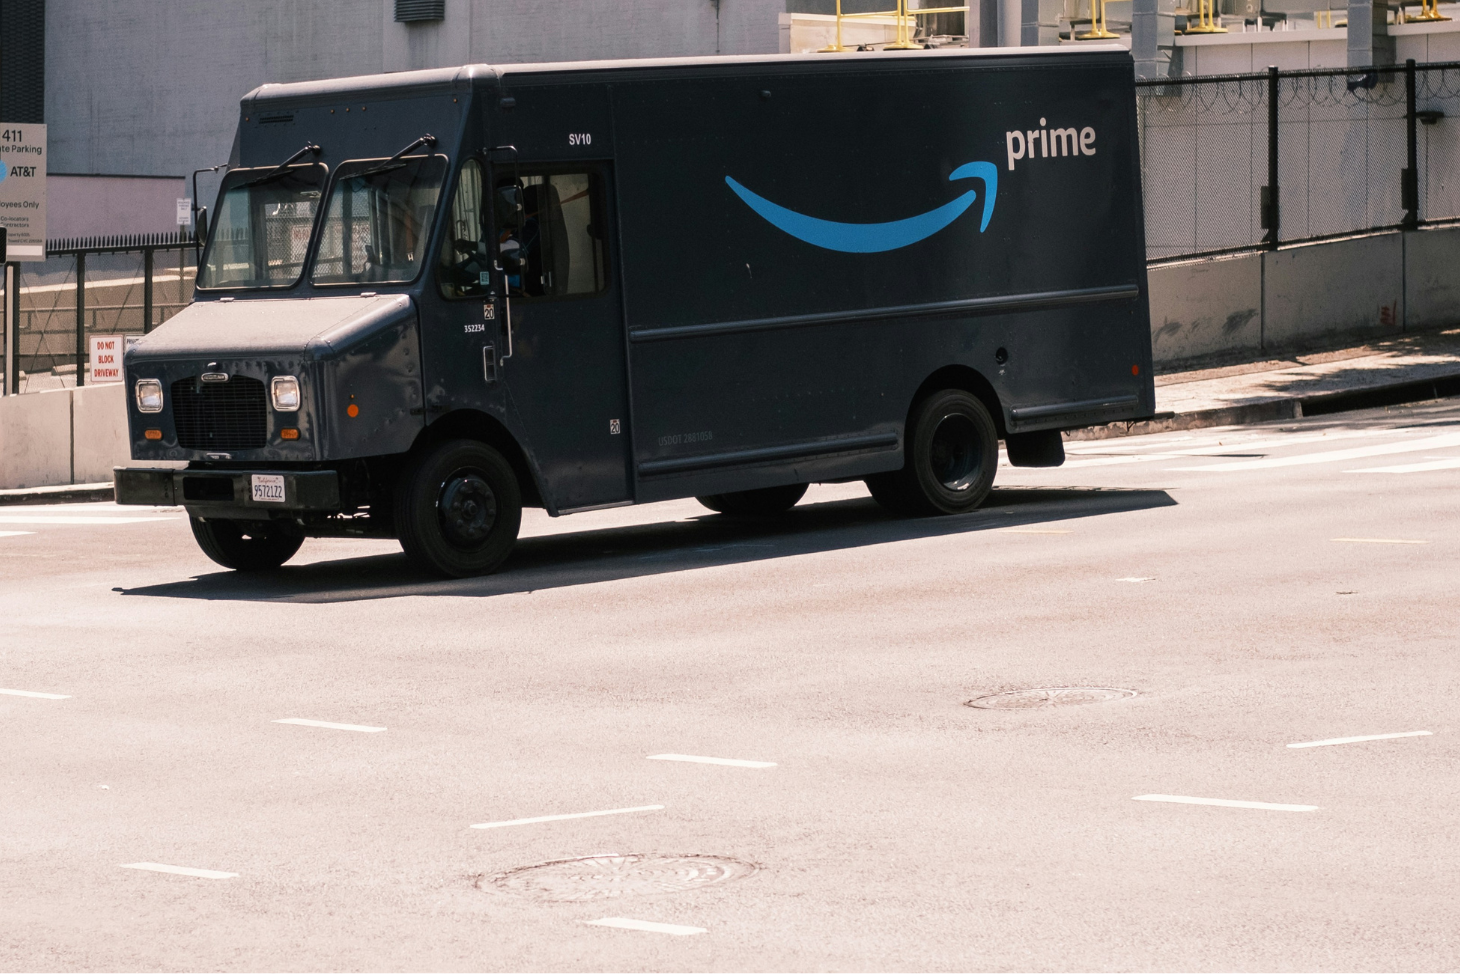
[495,185,524,230]
[195,206,209,241]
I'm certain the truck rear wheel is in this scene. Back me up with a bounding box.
[395,439,522,578]
[865,389,998,516]
[190,517,305,571]
[696,483,807,516]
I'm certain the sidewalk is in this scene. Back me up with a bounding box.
[1069,327,1460,441]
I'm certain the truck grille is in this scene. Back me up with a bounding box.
[171,375,268,450]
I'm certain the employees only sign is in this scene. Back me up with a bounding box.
[0,123,46,261]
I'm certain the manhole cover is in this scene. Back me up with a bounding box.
[966,686,1137,709]
[491,854,757,902]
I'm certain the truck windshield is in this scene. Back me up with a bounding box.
[311,155,447,285]
[196,164,327,289]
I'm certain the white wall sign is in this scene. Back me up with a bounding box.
[89,334,126,384]
[176,197,192,226]
[0,123,47,261]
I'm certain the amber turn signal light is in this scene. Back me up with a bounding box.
[280,428,300,440]
[1131,364,1140,376]
[346,404,359,418]
[144,429,162,440]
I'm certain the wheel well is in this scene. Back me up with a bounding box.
[411,410,544,508]
[912,365,1007,438]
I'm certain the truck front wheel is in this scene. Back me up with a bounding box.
[395,439,522,578]
[865,389,998,516]
[190,517,305,571]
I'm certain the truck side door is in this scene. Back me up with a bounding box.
[495,165,632,512]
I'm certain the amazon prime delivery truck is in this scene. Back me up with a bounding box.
[116,46,1154,577]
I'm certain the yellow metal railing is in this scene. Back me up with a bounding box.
[1076,0,1120,37]
[1182,0,1227,32]
[820,0,971,52]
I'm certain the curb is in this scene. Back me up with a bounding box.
[1067,371,1460,442]
[0,482,115,506]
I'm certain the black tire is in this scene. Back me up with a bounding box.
[189,517,304,571]
[394,439,522,578]
[865,389,998,516]
[696,482,808,516]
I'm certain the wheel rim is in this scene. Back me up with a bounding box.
[437,470,498,550]
[928,413,983,492]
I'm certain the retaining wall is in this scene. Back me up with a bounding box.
[1148,225,1460,366]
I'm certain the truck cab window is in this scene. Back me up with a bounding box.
[196,163,326,289]
[498,172,607,299]
[312,154,447,286]
[437,159,491,299]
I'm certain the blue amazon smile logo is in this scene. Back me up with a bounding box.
[725,161,997,253]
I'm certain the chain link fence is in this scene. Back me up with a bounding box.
[1139,60,1460,263]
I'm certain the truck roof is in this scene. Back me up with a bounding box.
[242,44,1130,110]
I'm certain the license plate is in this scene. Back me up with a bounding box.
[251,474,286,504]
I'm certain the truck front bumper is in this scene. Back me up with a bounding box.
[114,467,341,514]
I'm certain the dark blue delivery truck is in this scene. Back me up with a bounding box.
[116,46,1154,577]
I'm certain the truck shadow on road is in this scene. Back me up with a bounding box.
[121,486,1176,604]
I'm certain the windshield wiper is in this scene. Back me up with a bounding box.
[346,134,438,181]
[242,142,322,188]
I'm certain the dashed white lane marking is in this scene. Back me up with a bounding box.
[1003,528,1073,535]
[1331,537,1427,545]
[0,530,34,538]
[273,718,386,733]
[648,753,776,768]
[1288,730,1432,748]
[1349,457,1460,474]
[471,805,664,829]
[585,917,706,936]
[1171,431,1460,472]
[0,688,69,699]
[121,862,237,879]
[1133,794,1318,812]
[0,515,174,525]
[1117,576,1156,582]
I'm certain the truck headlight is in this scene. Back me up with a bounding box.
[135,378,163,413]
[271,375,301,412]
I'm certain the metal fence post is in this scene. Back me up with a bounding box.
[1263,65,1280,249]
[75,252,86,387]
[143,247,154,333]
[1403,58,1420,230]
[3,263,11,396]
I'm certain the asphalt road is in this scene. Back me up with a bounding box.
[2,398,1458,972]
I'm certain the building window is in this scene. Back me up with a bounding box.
[395,0,446,23]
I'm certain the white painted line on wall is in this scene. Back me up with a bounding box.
[1348,457,1460,474]
[273,718,386,733]
[0,531,34,538]
[121,862,237,879]
[471,805,664,829]
[648,753,776,768]
[1288,730,1432,748]
[1171,431,1460,472]
[0,688,69,699]
[1331,537,1427,545]
[1133,794,1318,812]
[585,917,706,936]
[1117,576,1156,582]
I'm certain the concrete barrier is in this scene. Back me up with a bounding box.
[0,382,140,490]
[0,389,75,489]
[1403,224,1460,331]
[72,382,130,484]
